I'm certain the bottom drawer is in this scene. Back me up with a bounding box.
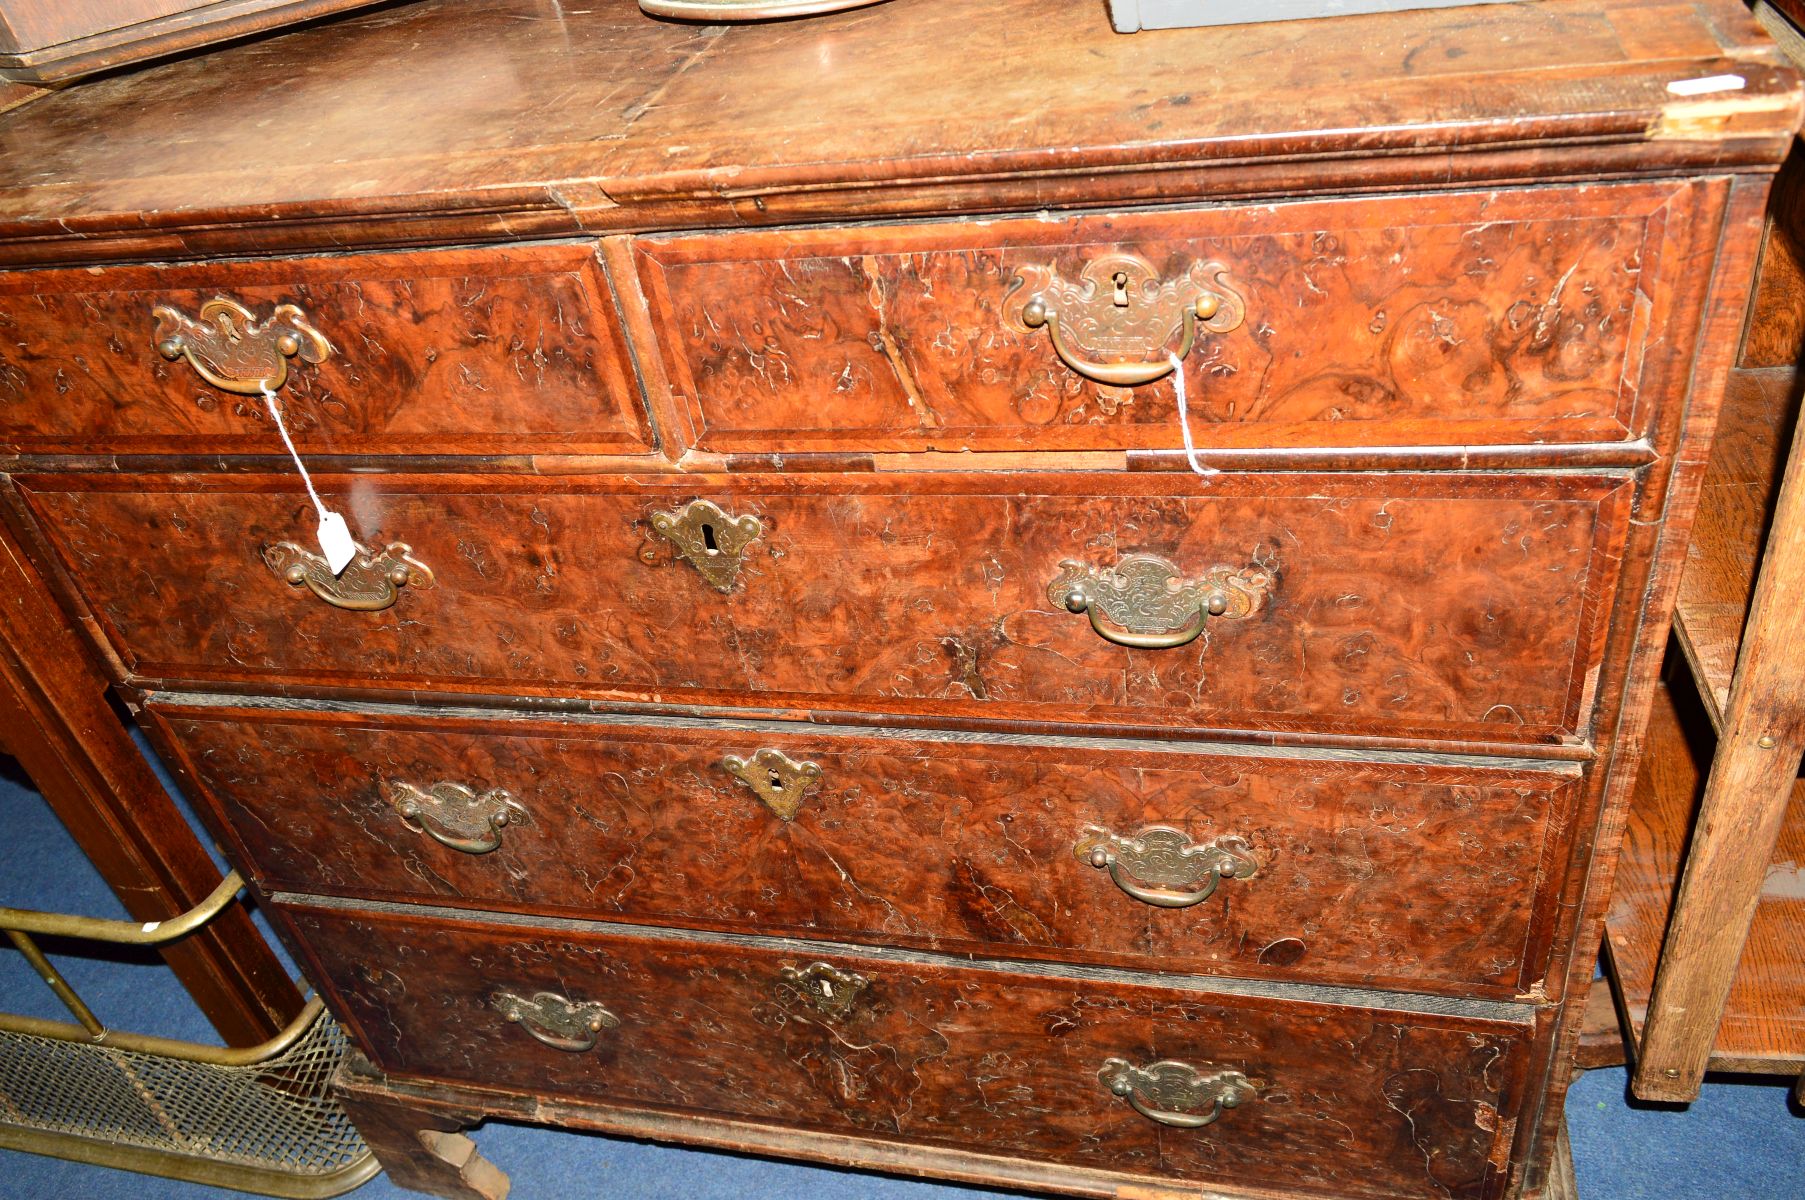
[284,899,1531,1200]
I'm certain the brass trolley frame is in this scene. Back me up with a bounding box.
[0,869,378,1196]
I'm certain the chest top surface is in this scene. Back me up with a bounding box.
[0,0,1794,265]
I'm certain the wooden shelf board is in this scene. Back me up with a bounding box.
[1575,975,1630,1070]
[1673,366,1801,731]
[1602,680,1805,1073]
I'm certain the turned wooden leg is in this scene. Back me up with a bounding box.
[335,1086,510,1200]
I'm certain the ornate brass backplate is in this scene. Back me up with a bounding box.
[152,298,332,395]
[650,499,763,593]
[1006,254,1246,387]
[1099,1057,1258,1129]
[721,749,823,822]
[774,962,870,1021]
[1073,825,1259,909]
[386,782,527,855]
[491,991,619,1053]
[1048,553,1272,650]
[641,0,890,17]
[264,540,433,612]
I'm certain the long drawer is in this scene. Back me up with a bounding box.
[0,243,655,457]
[633,180,1705,455]
[20,470,1631,747]
[152,696,1578,999]
[283,898,1532,1200]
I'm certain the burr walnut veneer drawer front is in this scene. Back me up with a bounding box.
[285,900,1531,1200]
[0,243,654,456]
[22,471,1630,747]
[153,698,1578,999]
[633,180,1702,455]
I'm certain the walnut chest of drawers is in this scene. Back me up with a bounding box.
[0,2,1797,1198]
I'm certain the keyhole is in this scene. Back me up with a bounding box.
[1112,271,1130,308]
[701,522,720,556]
[768,770,783,790]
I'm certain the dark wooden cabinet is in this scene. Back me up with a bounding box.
[0,2,1797,1198]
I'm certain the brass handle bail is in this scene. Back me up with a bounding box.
[1049,554,1271,652]
[152,298,331,395]
[1009,254,1244,387]
[1075,826,1259,909]
[388,782,526,856]
[491,991,618,1054]
[1099,1057,1258,1129]
[264,541,433,612]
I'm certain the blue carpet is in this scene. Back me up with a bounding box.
[0,748,1799,1199]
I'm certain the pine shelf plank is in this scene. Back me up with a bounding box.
[1672,366,1800,730]
[1603,680,1805,1074]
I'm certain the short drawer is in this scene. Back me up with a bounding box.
[22,470,1630,747]
[152,698,1577,999]
[0,243,654,456]
[634,180,1702,455]
[285,899,1531,1200]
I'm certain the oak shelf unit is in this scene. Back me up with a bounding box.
[1598,341,1805,1094]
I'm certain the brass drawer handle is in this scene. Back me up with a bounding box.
[153,298,331,395]
[1074,826,1258,909]
[1009,254,1245,387]
[651,499,763,593]
[1100,1058,1257,1129]
[722,749,823,822]
[774,962,870,1022]
[1048,553,1271,650]
[491,991,618,1053]
[264,540,433,612]
[387,782,526,855]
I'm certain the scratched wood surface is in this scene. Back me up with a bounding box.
[0,244,653,457]
[0,2,1789,1197]
[0,0,1791,265]
[151,699,1578,1000]
[284,900,1531,1200]
[20,471,1630,748]
[634,183,1684,455]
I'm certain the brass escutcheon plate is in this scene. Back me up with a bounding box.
[650,499,763,593]
[775,963,870,1021]
[722,749,823,822]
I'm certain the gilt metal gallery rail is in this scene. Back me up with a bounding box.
[0,870,377,1197]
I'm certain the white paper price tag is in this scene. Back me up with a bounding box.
[261,384,360,578]
[317,510,357,575]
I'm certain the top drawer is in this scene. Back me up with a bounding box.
[0,244,655,457]
[634,181,1705,456]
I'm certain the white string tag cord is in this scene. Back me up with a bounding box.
[1169,353,1217,478]
[260,384,357,576]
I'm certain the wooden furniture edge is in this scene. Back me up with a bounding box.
[0,516,302,1044]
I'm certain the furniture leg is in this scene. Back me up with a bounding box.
[334,1077,509,1200]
